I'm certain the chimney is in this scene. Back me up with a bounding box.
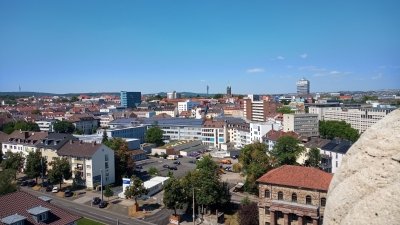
[80,140,83,144]
[92,141,96,146]
[69,140,74,144]
[24,131,29,139]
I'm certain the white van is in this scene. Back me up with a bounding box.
[167,155,178,160]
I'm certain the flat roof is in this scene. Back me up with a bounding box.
[38,196,52,202]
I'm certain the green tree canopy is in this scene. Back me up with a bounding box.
[104,138,135,184]
[104,185,114,200]
[70,96,79,102]
[163,177,186,216]
[145,126,164,146]
[271,136,305,166]
[124,175,148,204]
[25,152,47,183]
[213,94,224,99]
[48,158,72,189]
[304,147,321,168]
[0,169,17,196]
[53,120,75,133]
[1,121,40,134]
[1,152,24,176]
[239,142,273,193]
[277,106,293,114]
[319,120,359,142]
[102,130,108,143]
[148,167,158,177]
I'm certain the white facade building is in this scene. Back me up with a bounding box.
[178,100,200,114]
[283,113,319,137]
[35,120,55,132]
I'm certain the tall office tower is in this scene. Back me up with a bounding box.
[243,94,279,122]
[296,78,310,96]
[226,86,232,96]
[120,91,141,108]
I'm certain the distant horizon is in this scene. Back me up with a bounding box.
[0,88,399,97]
[1,1,399,93]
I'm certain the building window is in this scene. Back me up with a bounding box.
[291,193,297,202]
[86,165,91,169]
[278,191,283,200]
[265,207,270,214]
[265,190,270,198]
[105,154,109,161]
[306,195,312,205]
[321,197,326,207]
[105,162,109,169]
[86,173,91,177]
[336,161,338,167]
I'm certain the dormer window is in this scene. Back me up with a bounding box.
[1,214,26,225]
[27,206,50,223]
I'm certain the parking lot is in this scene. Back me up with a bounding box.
[135,156,197,179]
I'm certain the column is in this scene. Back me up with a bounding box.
[312,218,319,225]
[297,215,303,225]
[284,213,289,225]
[270,210,276,225]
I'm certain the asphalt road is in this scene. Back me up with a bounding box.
[22,187,155,225]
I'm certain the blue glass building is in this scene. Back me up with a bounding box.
[120,91,141,108]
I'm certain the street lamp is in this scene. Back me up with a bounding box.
[193,187,195,225]
[100,169,104,201]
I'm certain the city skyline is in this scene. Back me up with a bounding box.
[1,0,399,94]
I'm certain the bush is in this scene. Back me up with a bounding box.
[232,163,242,173]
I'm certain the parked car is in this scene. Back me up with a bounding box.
[64,189,73,197]
[163,164,170,169]
[41,181,49,187]
[188,160,196,164]
[138,195,150,201]
[232,155,239,159]
[99,201,108,208]
[169,166,178,170]
[52,186,59,193]
[173,161,181,165]
[92,197,101,205]
[224,167,232,171]
[46,185,53,192]
[20,181,28,186]
[28,180,37,187]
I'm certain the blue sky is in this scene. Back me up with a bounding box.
[0,0,399,94]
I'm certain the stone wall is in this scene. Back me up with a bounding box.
[323,109,400,225]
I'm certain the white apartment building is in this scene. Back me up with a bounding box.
[97,125,146,143]
[142,118,203,142]
[57,141,115,188]
[99,114,114,128]
[249,121,282,143]
[178,100,200,114]
[202,120,227,149]
[35,120,55,132]
[322,108,393,133]
[308,104,341,120]
[283,113,319,137]
[155,107,178,117]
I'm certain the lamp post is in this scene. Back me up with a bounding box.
[193,187,195,225]
[100,169,104,201]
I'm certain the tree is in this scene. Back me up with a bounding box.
[0,144,3,164]
[1,152,24,178]
[238,202,259,225]
[25,152,47,183]
[0,169,17,196]
[53,120,75,133]
[213,94,224,99]
[102,130,109,143]
[14,121,40,132]
[72,171,84,190]
[104,138,135,184]
[31,109,41,115]
[148,167,158,177]
[1,122,15,134]
[277,106,293,114]
[304,147,321,168]
[271,136,305,166]
[319,120,359,142]
[124,175,148,204]
[239,142,273,193]
[70,96,79,102]
[48,158,72,189]
[163,177,186,216]
[145,126,164,146]
[104,185,114,201]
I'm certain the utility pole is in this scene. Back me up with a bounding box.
[41,157,44,185]
[100,169,104,201]
[193,188,195,225]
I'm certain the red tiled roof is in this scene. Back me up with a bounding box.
[264,130,299,142]
[257,165,333,191]
[0,191,80,225]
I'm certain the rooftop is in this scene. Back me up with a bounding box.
[257,165,333,191]
[57,141,103,157]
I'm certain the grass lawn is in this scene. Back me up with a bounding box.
[77,218,105,225]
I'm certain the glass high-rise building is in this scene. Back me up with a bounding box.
[296,78,310,95]
[120,91,141,108]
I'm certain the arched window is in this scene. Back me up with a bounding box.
[265,190,270,198]
[291,193,297,202]
[278,191,283,200]
[321,197,326,207]
[306,195,312,205]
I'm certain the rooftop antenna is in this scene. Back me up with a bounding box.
[207,85,209,96]
[19,85,21,92]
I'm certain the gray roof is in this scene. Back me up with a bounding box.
[36,133,78,150]
[38,196,52,202]
[27,206,50,215]
[1,214,26,224]
[58,141,103,158]
[321,139,352,154]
